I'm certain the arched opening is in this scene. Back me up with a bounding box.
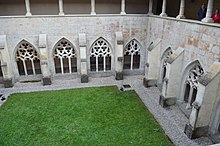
[162,66,166,80]
[0,61,3,77]
[90,37,112,72]
[123,39,141,70]
[15,41,41,76]
[53,38,77,74]
[158,47,173,89]
[184,82,190,102]
[191,87,198,105]
[182,65,204,110]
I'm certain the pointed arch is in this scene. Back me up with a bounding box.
[179,60,204,110]
[53,38,77,74]
[123,39,141,70]
[15,40,41,76]
[159,47,173,83]
[90,37,112,72]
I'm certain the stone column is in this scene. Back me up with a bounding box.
[38,34,52,85]
[115,32,124,80]
[58,0,64,15]
[25,0,32,16]
[202,0,214,22]
[148,0,153,15]
[120,0,126,15]
[176,0,185,19]
[0,35,14,88]
[160,0,167,17]
[79,33,88,83]
[91,0,96,15]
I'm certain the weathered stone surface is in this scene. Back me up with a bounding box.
[115,72,123,80]
[81,74,88,83]
[42,77,52,85]
[184,124,208,139]
[159,95,176,108]
[3,78,13,88]
[143,78,157,88]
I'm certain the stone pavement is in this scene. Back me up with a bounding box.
[0,75,213,146]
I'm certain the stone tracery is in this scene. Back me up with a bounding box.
[90,38,112,72]
[16,41,41,76]
[54,39,77,74]
[124,39,141,70]
[184,65,204,109]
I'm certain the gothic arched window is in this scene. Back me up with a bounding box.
[184,65,204,109]
[124,39,141,70]
[161,49,173,80]
[54,39,77,74]
[90,38,112,72]
[16,41,41,76]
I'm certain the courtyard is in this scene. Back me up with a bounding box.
[0,86,173,145]
[0,76,211,145]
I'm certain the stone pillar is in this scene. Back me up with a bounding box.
[143,39,161,87]
[25,0,32,16]
[159,47,184,107]
[202,0,214,22]
[120,0,126,15]
[91,0,96,15]
[148,0,153,15]
[160,0,167,17]
[38,34,52,85]
[115,32,124,80]
[79,33,88,83]
[0,35,14,88]
[176,0,185,19]
[184,62,220,139]
[58,0,65,15]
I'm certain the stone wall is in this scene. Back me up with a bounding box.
[0,15,148,80]
[147,15,220,72]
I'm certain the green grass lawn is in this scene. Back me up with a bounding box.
[0,86,173,146]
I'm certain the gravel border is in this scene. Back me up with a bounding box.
[0,75,213,146]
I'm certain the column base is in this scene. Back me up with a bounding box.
[3,78,13,88]
[184,124,208,139]
[25,12,32,16]
[147,12,153,15]
[160,13,167,17]
[90,12,96,15]
[176,15,185,19]
[42,77,52,86]
[143,78,157,88]
[120,12,126,15]
[159,95,176,108]
[81,74,89,83]
[59,12,65,16]
[202,17,214,23]
[115,72,123,80]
